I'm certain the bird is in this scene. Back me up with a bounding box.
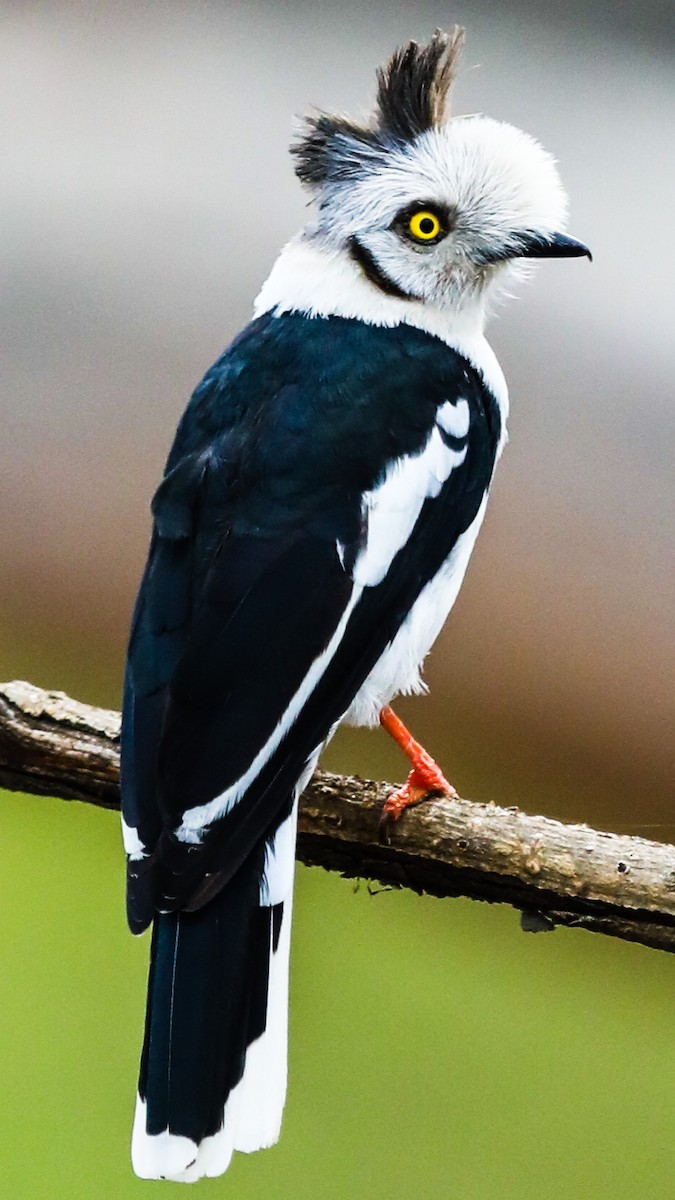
[120,27,590,1183]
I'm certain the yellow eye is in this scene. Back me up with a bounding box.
[408,210,442,241]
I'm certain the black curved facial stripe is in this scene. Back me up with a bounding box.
[348,237,422,302]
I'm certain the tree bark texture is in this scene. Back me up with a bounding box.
[2,680,675,953]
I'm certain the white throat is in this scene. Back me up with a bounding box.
[253,236,509,437]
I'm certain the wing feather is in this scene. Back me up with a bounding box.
[121,311,502,926]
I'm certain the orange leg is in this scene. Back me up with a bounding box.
[379,705,458,833]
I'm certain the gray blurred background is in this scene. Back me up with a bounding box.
[1,0,673,834]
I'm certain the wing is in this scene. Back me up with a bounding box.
[121,312,502,929]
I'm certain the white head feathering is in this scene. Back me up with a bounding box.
[280,29,582,317]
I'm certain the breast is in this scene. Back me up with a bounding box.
[344,491,489,727]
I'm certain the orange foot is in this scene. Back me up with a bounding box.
[379,705,458,838]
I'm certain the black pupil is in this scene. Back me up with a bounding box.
[419,216,436,235]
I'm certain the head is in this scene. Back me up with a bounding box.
[292,29,590,314]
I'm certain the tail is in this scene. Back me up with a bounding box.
[131,800,297,1182]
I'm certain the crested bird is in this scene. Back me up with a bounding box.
[121,28,590,1182]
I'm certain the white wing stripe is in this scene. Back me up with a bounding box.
[176,588,363,840]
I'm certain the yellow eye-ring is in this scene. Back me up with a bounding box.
[408,210,442,241]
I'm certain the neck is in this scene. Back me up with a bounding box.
[254,233,489,334]
[253,235,509,428]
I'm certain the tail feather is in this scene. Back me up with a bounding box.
[235,801,299,1152]
[131,799,298,1182]
[235,894,292,1152]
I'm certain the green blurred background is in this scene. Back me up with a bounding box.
[1,2,674,1197]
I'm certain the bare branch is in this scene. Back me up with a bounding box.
[2,680,675,953]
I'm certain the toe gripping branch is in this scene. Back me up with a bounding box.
[378,705,458,835]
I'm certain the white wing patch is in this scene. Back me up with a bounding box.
[437,397,470,438]
[352,399,469,588]
[121,817,147,862]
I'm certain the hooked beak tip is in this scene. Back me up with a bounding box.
[519,232,592,262]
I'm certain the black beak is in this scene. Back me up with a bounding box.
[516,231,592,261]
[479,231,592,266]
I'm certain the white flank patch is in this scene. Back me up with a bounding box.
[346,492,489,726]
[121,817,146,862]
[259,793,299,906]
[353,419,468,589]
